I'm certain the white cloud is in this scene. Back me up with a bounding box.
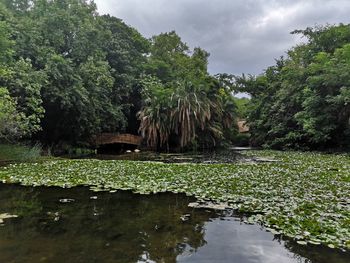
[94,0,350,75]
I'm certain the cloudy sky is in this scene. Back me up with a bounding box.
[94,0,350,76]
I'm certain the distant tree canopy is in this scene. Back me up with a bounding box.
[235,24,350,150]
[0,0,238,149]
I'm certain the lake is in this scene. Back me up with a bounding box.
[0,183,349,263]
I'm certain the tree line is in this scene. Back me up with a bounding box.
[1,0,349,151]
[0,0,238,150]
[235,24,350,150]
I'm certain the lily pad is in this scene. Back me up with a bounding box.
[59,198,75,203]
[0,213,18,224]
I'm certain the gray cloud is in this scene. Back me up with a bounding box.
[94,0,350,75]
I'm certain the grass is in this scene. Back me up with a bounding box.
[0,150,349,249]
[0,143,43,162]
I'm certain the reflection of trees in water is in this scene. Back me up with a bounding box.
[0,184,42,217]
[0,184,212,263]
[0,184,44,262]
[273,234,350,263]
[101,150,243,164]
[1,184,349,263]
[0,184,43,236]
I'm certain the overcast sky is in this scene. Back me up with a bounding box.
[94,0,350,76]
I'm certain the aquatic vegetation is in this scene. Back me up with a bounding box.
[0,150,349,249]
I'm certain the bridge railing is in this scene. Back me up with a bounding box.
[93,133,143,146]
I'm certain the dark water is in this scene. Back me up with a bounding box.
[0,184,349,263]
[90,150,244,164]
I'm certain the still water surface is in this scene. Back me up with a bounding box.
[0,183,349,263]
[90,150,244,163]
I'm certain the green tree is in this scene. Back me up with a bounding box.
[139,32,237,150]
[137,76,173,149]
[0,87,27,140]
[2,0,150,143]
[1,1,238,149]
[238,24,350,149]
[0,10,43,139]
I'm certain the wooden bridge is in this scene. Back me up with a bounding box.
[93,133,143,146]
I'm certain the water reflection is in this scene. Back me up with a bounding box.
[89,150,243,164]
[0,184,349,263]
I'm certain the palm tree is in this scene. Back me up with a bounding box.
[137,76,173,149]
[138,77,237,150]
[170,82,212,148]
[137,106,171,149]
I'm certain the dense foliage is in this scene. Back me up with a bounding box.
[0,88,26,140]
[0,150,349,249]
[0,0,150,143]
[236,24,350,150]
[138,32,236,150]
[2,1,349,151]
[0,0,237,149]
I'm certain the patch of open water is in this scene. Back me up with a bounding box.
[90,150,245,164]
[0,183,348,263]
